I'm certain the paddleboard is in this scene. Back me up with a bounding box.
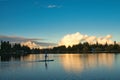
[35,60,54,62]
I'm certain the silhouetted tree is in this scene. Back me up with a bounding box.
[0,41,11,53]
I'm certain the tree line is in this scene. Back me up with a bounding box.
[41,41,120,53]
[0,41,40,55]
[1,41,120,55]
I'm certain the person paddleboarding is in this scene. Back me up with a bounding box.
[45,51,48,61]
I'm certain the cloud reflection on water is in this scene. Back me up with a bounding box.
[60,53,115,73]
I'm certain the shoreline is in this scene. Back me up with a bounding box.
[0,51,120,56]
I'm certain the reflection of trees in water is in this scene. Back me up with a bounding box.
[60,53,115,73]
[0,56,23,71]
[0,55,21,61]
[0,56,11,61]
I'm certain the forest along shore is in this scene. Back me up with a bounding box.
[0,41,120,56]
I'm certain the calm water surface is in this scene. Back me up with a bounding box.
[0,53,120,80]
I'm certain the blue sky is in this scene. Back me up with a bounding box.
[0,0,120,43]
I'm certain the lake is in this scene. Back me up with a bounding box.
[0,53,120,80]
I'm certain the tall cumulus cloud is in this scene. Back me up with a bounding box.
[59,32,114,47]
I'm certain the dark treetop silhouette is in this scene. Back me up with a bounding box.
[0,41,120,55]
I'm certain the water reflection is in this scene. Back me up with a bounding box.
[0,54,53,71]
[0,54,49,62]
[45,61,48,70]
[0,53,115,72]
[1,53,120,80]
[60,53,115,73]
[21,54,42,61]
[0,55,21,62]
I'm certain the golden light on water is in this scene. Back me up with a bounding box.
[21,54,54,62]
[97,54,114,67]
[60,53,115,73]
[60,54,84,72]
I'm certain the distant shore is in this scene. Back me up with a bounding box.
[0,41,120,56]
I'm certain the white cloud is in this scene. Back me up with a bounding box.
[59,32,114,47]
[59,32,85,47]
[47,4,62,8]
[21,41,44,49]
[97,35,113,45]
[0,35,57,49]
[48,5,56,8]
[85,36,97,44]
[21,41,57,49]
